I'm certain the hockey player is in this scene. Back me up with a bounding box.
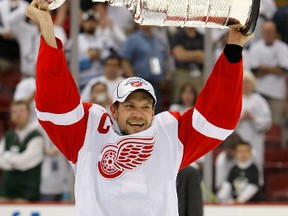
[26,0,253,215]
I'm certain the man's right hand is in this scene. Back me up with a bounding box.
[26,0,57,48]
[26,0,50,25]
[227,28,254,47]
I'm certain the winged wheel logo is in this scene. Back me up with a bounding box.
[98,136,155,179]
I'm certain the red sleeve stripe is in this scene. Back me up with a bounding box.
[36,102,84,125]
[192,109,233,140]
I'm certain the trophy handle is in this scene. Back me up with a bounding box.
[240,0,260,35]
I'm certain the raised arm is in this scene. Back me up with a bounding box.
[175,29,253,169]
[26,0,90,163]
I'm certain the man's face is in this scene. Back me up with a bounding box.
[111,91,155,135]
[10,103,30,129]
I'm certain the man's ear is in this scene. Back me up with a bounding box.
[110,104,118,120]
[152,106,155,118]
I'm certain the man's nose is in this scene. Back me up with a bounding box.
[131,108,143,118]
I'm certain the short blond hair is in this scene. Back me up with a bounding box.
[243,70,257,90]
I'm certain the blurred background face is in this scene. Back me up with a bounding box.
[235,144,252,163]
[104,58,121,80]
[262,21,277,45]
[180,84,197,107]
[10,103,30,129]
[82,19,97,35]
[90,83,109,105]
[94,3,108,18]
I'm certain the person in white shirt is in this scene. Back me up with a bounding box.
[81,54,125,102]
[0,0,67,76]
[236,70,271,185]
[78,10,103,89]
[93,2,127,52]
[248,20,288,125]
[107,4,134,35]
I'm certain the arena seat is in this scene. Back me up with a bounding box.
[265,124,283,149]
[266,174,288,202]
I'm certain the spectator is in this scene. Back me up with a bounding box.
[81,54,125,101]
[14,77,37,124]
[89,82,112,110]
[0,0,22,72]
[121,25,168,113]
[177,165,203,216]
[215,132,242,190]
[93,2,127,51]
[217,141,260,203]
[14,77,74,202]
[107,4,134,35]
[40,136,71,201]
[236,70,271,185]
[2,0,67,76]
[170,28,204,103]
[252,0,277,42]
[249,20,288,125]
[7,0,39,77]
[0,100,44,201]
[169,83,197,114]
[78,10,102,89]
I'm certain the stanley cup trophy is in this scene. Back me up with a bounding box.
[48,0,260,35]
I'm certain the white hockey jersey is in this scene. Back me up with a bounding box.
[35,37,243,216]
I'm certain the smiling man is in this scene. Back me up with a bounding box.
[26,0,253,215]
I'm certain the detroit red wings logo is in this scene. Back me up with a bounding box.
[98,136,155,179]
[131,81,143,87]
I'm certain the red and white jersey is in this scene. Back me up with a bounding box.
[35,37,243,216]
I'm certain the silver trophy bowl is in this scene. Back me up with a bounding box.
[48,0,260,35]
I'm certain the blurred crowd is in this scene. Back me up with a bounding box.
[0,0,288,207]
